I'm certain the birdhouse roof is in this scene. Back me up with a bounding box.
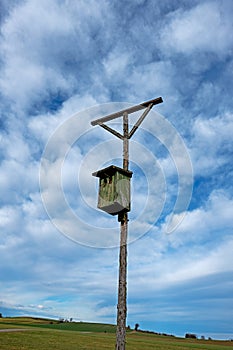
[92,165,133,178]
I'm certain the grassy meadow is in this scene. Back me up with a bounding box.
[0,317,233,350]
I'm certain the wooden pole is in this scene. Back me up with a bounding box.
[91,98,163,349]
[116,112,129,350]
[123,112,129,170]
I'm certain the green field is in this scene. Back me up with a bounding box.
[0,317,232,350]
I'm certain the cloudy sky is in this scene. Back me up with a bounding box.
[0,0,233,340]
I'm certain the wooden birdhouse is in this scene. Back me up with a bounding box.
[92,165,133,215]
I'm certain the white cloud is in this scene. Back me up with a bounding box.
[0,0,112,112]
[164,189,233,246]
[127,60,178,104]
[103,51,131,78]
[0,159,38,205]
[190,113,233,175]
[1,131,30,162]
[127,188,233,294]
[160,1,233,57]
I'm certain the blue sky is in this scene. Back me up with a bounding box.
[0,0,233,340]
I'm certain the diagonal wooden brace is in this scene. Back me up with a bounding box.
[128,103,153,139]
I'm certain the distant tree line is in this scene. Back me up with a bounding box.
[58,317,73,323]
[185,333,213,340]
[185,333,197,339]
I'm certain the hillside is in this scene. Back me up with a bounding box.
[0,317,232,350]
